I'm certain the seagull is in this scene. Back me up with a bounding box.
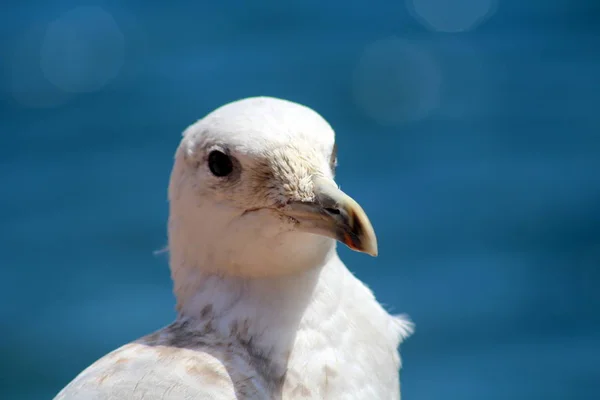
[54,96,413,400]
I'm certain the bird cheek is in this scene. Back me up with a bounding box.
[238,208,294,238]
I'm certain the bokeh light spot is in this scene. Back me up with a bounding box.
[407,0,498,33]
[352,37,442,126]
[41,6,125,93]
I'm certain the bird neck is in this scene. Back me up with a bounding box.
[168,247,343,363]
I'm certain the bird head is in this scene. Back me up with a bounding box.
[168,97,377,278]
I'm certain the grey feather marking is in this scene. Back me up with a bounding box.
[54,316,286,400]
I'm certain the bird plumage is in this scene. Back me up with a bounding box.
[55,97,413,400]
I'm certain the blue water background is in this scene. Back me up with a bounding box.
[1,1,599,399]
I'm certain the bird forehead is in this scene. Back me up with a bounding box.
[182,97,335,156]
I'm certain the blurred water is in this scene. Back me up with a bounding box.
[1,1,599,399]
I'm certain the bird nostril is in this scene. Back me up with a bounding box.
[325,207,341,215]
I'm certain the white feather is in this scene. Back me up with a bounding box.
[55,96,412,400]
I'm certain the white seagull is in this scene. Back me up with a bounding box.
[55,96,413,400]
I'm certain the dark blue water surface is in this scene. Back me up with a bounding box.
[1,1,599,399]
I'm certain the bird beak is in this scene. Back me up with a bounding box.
[282,176,378,256]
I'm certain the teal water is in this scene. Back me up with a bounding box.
[1,1,599,399]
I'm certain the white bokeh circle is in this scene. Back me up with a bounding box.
[41,6,125,93]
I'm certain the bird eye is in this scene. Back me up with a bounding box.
[208,150,233,177]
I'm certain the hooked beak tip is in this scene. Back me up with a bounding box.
[341,209,378,256]
[283,177,378,256]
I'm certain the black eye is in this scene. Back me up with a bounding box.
[208,150,233,177]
